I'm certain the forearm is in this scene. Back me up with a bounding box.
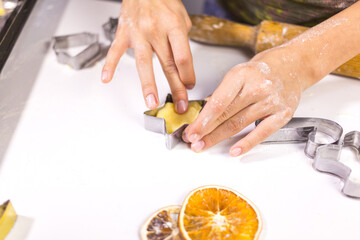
[284,1,360,89]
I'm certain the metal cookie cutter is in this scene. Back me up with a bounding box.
[102,17,118,42]
[53,32,102,70]
[144,94,206,150]
[260,118,360,198]
[258,117,343,158]
[313,131,360,198]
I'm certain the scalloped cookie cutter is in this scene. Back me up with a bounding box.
[258,117,343,158]
[144,94,206,150]
[314,131,360,198]
[259,118,360,198]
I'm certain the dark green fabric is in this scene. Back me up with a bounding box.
[217,0,358,26]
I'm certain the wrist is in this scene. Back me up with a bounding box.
[251,45,318,92]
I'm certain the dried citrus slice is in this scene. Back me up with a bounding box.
[179,186,262,240]
[140,205,183,240]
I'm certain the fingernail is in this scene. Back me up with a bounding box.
[230,148,242,157]
[182,132,189,143]
[189,134,200,142]
[146,94,157,109]
[186,84,195,89]
[101,71,109,82]
[176,100,187,113]
[192,140,205,152]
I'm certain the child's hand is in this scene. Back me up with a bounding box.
[183,47,311,156]
[182,1,360,156]
[102,0,195,113]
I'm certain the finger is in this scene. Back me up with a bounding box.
[153,38,188,114]
[102,26,129,83]
[229,113,289,157]
[134,41,159,109]
[184,88,261,143]
[184,67,246,142]
[168,29,195,89]
[190,103,262,153]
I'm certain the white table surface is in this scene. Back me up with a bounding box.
[1,0,360,239]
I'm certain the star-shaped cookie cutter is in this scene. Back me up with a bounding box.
[144,94,206,149]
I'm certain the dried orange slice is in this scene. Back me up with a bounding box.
[140,205,183,240]
[179,186,262,240]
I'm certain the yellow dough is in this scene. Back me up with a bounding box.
[0,201,17,240]
[156,102,202,134]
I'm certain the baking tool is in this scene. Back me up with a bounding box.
[102,17,117,42]
[144,94,206,149]
[314,131,360,198]
[260,118,360,197]
[258,117,343,158]
[52,32,102,70]
[189,15,360,79]
[343,131,360,152]
[0,200,17,240]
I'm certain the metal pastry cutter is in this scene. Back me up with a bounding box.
[52,32,102,70]
[260,117,360,198]
[102,17,118,42]
[314,131,360,198]
[144,94,206,150]
[258,117,343,158]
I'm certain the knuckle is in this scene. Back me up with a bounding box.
[280,109,293,123]
[211,103,223,113]
[217,110,230,123]
[175,55,190,66]
[102,64,111,72]
[266,94,280,106]
[171,87,186,98]
[141,82,154,93]
[255,85,268,95]
[205,133,218,146]
[183,75,195,86]
[239,140,251,153]
[259,128,272,139]
[283,109,292,118]
[209,98,224,113]
[253,126,273,144]
[226,118,242,133]
[168,13,182,27]
[162,59,178,74]
[138,19,156,34]
[136,52,148,66]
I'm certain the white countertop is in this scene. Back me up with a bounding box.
[1,0,360,239]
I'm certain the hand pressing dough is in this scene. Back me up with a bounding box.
[156,102,202,134]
